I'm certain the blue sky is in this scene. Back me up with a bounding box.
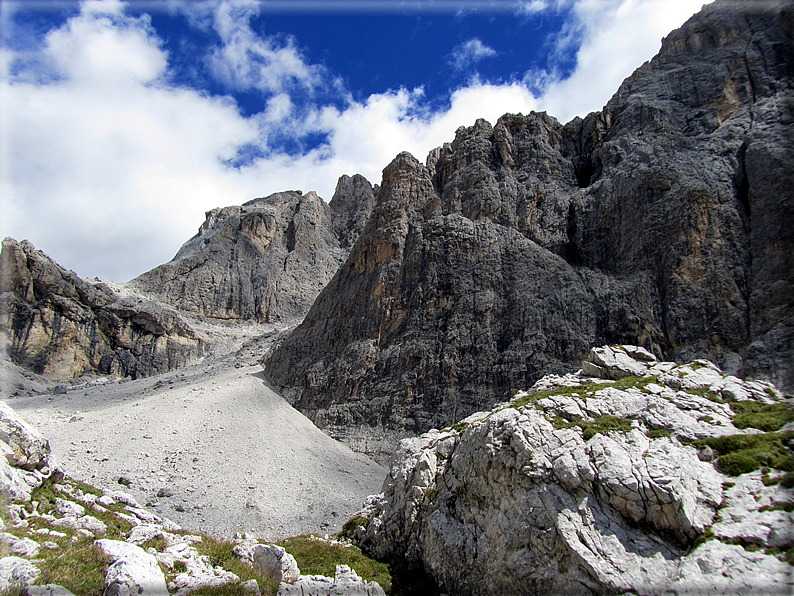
[1,0,711,281]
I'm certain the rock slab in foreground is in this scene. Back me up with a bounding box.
[277,564,386,596]
[353,346,794,595]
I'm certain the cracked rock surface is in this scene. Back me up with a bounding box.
[353,346,794,595]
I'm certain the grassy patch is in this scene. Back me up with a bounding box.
[451,422,469,433]
[194,534,279,595]
[759,501,794,513]
[140,535,169,552]
[277,535,391,593]
[512,383,609,409]
[613,375,659,391]
[339,515,368,540]
[551,413,634,440]
[692,432,794,476]
[33,536,112,595]
[647,429,671,439]
[730,401,794,432]
[424,488,438,502]
[579,415,634,441]
[691,527,715,550]
[684,387,724,403]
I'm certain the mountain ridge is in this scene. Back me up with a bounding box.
[262,0,794,461]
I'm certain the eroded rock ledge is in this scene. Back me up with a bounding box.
[351,345,794,595]
[0,238,208,380]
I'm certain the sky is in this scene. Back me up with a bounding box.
[1,0,713,282]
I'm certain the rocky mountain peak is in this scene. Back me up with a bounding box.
[133,176,376,325]
[262,0,793,462]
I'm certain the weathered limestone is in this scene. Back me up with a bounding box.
[353,346,794,595]
[276,565,386,596]
[95,540,170,596]
[0,400,53,502]
[0,556,39,593]
[253,544,300,584]
[132,178,376,325]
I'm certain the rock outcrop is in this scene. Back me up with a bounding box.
[132,176,377,324]
[0,400,54,502]
[351,346,794,595]
[262,0,794,458]
[276,564,386,596]
[0,238,209,380]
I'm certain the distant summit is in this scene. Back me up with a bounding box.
[132,175,376,324]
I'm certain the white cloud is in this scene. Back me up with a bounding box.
[1,0,712,281]
[534,0,713,122]
[449,38,498,71]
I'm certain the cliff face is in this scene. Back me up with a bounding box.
[132,176,376,324]
[0,238,207,380]
[262,0,794,459]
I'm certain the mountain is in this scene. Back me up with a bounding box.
[0,175,376,380]
[132,176,376,324]
[0,238,208,380]
[262,0,794,461]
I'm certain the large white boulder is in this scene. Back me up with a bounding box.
[95,539,168,596]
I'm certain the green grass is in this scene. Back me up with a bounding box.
[451,422,470,433]
[339,515,368,540]
[277,535,391,593]
[29,476,133,540]
[193,533,278,594]
[684,387,724,403]
[32,536,112,595]
[730,401,794,432]
[512,383,607,408]
[140,535,169,552]
[759,501,794,513]
[647,428,671,439]
[692,431,794,476]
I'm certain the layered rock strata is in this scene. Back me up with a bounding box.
[263,0,794,458]
[351,346,794,595]
[133,176,377,324]
[0,238,207,380]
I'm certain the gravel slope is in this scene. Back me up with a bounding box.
[6,350,386,542]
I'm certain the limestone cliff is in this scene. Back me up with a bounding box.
[0,238,207,380]
[262,0,794,459]
[351,346,794,595]
[132,176,376,324]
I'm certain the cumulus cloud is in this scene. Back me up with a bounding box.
[1,0,711,281]
[449,38,498,71]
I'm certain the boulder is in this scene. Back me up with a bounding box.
[276,565,385,596]
[0,557,39,593]
[95,540,169,596]
[354,347,794,595]
[253,544,300,584]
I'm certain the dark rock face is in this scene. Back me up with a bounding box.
[0,238,208,380]
[132,177,377,324]
[263,0,794,459]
